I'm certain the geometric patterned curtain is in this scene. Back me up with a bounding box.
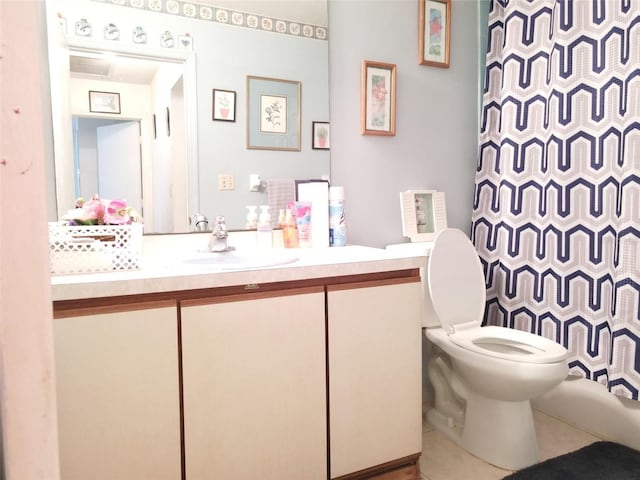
[471,0,640,400]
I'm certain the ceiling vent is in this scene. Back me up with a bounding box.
[70,55,111,77]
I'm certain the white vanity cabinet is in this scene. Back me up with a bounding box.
[180,286,328,480]
[327,278,423,479]
[52,245,425,480]
[53,301,182,480]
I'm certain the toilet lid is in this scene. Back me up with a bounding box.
[427,229,486,332]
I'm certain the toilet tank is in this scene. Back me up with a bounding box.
[386,242,440,328]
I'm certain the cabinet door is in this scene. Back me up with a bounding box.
[54,302,181,480]
[181,288,327,480]
[327,279,422,478]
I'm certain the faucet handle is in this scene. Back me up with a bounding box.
[191,213,209,232]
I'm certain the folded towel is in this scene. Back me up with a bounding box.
[266,178,296,227]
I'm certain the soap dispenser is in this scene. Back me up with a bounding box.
[246,206,258,229]
[257,205,272,249]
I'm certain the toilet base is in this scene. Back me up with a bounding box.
[427,392,538,471]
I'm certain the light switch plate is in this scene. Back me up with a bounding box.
[218,174,234,190]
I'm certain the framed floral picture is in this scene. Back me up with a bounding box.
[212,89,236,122]
[312,121,330,149]
[246,75,301,151]
[419,0,451,67]
[361,60,396,136]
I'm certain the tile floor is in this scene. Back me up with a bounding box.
[419,409,601,480]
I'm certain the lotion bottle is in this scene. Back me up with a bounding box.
[283,208,298,248]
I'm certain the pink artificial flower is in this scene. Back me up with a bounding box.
[103,199,131,225]
[82,199,106,224]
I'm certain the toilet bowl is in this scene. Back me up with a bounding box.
[388,229,568,471]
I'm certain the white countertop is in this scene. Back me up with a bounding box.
[51,243,426,301]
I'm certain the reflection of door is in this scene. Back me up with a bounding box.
[97,121,142,214]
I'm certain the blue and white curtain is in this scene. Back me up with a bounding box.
[471,0,640,400]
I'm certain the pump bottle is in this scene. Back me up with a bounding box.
[257,205,273,249]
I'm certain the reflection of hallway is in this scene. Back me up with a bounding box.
[73,117,142,215]
[63,47,189,233]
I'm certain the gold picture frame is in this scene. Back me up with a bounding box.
[361,60,396,136]
[419,0,451,68]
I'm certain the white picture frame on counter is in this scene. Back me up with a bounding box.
[400,190,447,242]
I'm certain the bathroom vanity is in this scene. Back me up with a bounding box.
[51,242,424,480]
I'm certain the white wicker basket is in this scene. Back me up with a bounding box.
[49,223,144,275]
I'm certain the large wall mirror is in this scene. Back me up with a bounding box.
[46,0,330,233]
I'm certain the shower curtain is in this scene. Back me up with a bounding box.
[471,0,640,399]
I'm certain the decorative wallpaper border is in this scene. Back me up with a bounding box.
[93,0,328,41]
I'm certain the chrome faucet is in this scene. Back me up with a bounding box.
[208,215,229,252]
[191,213,209,232]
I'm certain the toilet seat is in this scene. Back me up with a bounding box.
[448,325,568,364]
[428,229,567,364]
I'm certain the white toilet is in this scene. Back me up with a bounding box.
[389,228,568,471]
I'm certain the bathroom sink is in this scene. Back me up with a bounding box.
[181,250,299,270]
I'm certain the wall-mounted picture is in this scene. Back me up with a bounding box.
[212,89,236,122]
[152,113,157,139]
[247,75,301,151]
[419,0,451,67]
[399,190,448,242]
[312,121,330,150]
[166,107,171,136]
[89,91,121,114]
[361,60,396,136]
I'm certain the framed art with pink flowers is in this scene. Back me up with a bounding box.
[419,0,451,67]
[361,60,396,136]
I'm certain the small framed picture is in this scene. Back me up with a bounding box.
[419,0,451,68]
[312,121,330,149]
[212,89,236,122]
[89,91,121,114]
[399,190,448,242]
[361,60,396,136]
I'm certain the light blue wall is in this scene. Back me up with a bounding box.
[194,25,330,228]
[328,0,483,248]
